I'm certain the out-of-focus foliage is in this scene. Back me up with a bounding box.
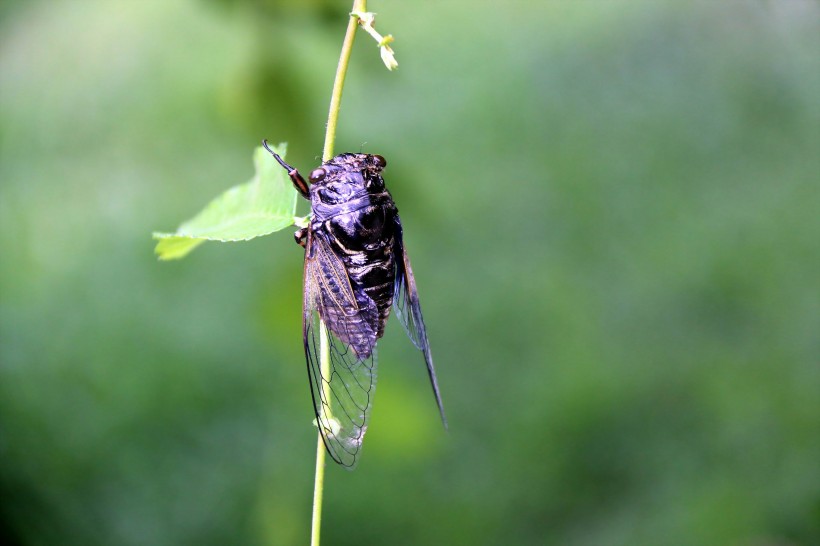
[1,1,818,545]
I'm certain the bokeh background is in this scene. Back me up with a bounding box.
[1,0,818,544]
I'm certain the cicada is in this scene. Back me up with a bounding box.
[263,141,446,468]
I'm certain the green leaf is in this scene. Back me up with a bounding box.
[153,143,297,260]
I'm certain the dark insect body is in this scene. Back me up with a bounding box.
[262,140,446,468]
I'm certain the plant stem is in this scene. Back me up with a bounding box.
[310,322,331,546]
[323,0,367,162]
[311,3,366,546]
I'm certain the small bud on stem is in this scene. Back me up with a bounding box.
[351,11,398,71]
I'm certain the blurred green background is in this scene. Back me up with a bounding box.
[1,0,819,544]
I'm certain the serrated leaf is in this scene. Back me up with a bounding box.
[153,143,297,260]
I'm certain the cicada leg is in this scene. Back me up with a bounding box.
[294,227,308,248]
[262,140,309,199]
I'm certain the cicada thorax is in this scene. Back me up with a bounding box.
[309,154,399,344]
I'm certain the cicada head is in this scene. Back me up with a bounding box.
[325,153,386,174]
[309,153,388,205]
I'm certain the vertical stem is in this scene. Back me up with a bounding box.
[310,321,331,546]
[310,427,326,546]
[311,3,366,546]
[323,0,367,162]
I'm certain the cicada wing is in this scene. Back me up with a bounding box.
[303,231,379,468]
[392,217,448,428]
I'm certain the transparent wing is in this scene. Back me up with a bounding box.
[392,217,448,428]
[303,231,379,468]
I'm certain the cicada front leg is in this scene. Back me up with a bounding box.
[294,227,308,248]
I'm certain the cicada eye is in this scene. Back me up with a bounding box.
[371,155,387,169]
[309,167,327,184]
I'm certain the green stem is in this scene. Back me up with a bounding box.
[322,0,367,162]
[311,3,365,546]
[310,321,331,546]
